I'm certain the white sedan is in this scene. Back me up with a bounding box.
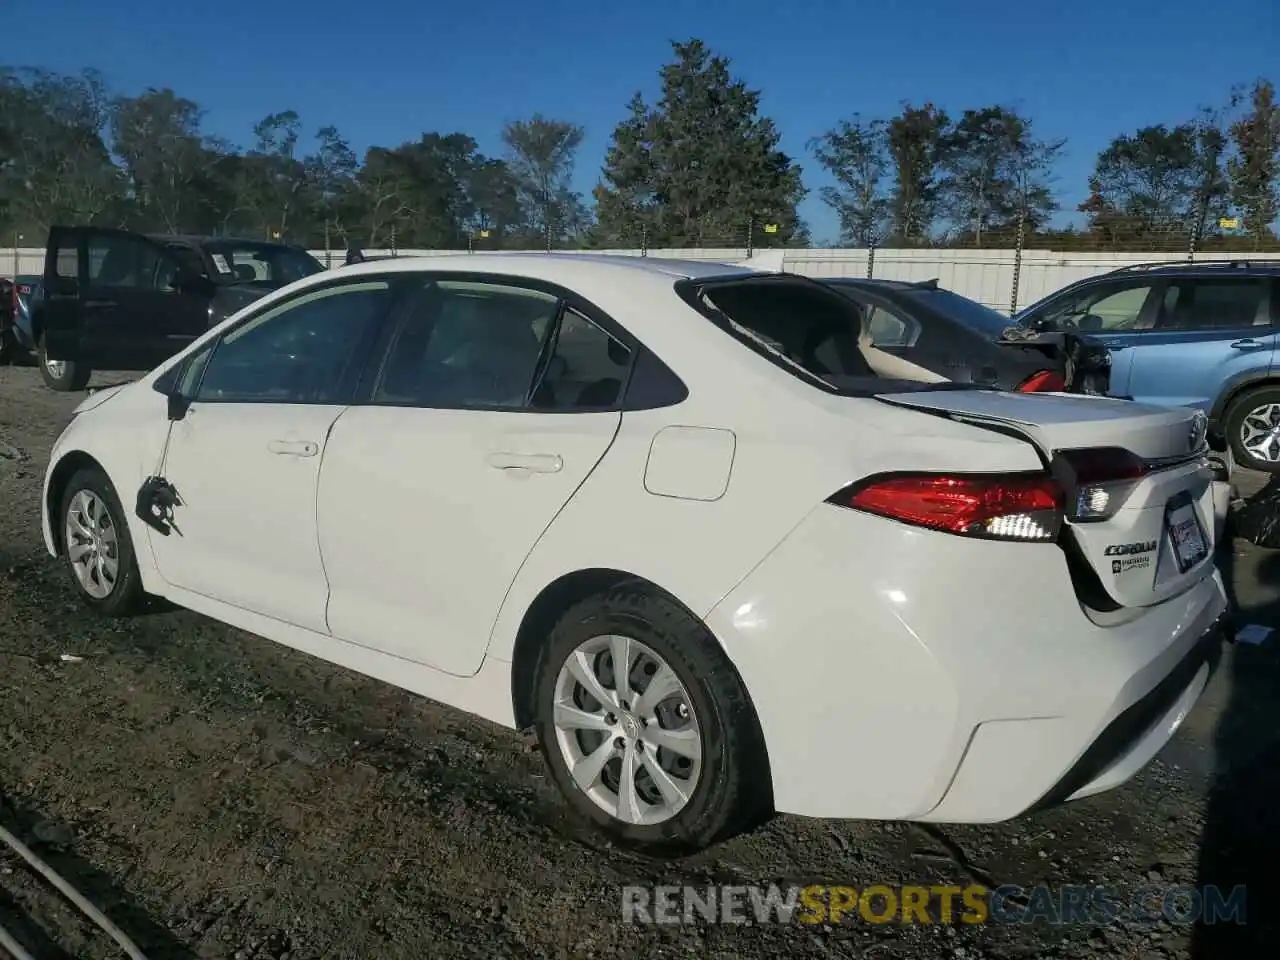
[42,253,1230,854]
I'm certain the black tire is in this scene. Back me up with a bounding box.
[531,582,772,856]
[38,335,91,391]
[58,466,147,616]
[1224,385,1280,474]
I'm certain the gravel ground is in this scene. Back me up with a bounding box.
[1,364,1278,960]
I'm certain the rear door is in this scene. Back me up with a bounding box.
[1119,276,1276,412]
[317,274,627,678]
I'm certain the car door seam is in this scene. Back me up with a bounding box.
[479,413,624,669]
[317,405,354,635]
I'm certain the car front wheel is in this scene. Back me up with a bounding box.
[59,466,146,616]
[532,583,771,855]
[1225,385,1280,474]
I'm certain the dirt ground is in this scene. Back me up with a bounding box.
[1,364,1278,960]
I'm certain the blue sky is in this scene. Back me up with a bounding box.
[11,0,1278,243]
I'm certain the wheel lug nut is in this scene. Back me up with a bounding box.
[614,737,625,749]
[605,714,616,725]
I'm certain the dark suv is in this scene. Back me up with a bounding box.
[1014,260,1280,472]
[36,226,324,391]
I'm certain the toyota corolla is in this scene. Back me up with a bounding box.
[41,253,1230,854]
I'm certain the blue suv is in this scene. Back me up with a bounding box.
[1015,260,1280,473]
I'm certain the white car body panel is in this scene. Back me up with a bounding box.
[41,253,1230,825]
[149,402,343,633]
[318,405,621,677]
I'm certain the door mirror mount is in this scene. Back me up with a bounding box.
[166,389,192,421]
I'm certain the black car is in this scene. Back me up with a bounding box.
[36,226,325,391]
[821,277,1112,394]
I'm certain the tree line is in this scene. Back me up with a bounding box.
[1,40,1277,252]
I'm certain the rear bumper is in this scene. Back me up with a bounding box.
[704,504,1230,823]
[1026,615,1227,813]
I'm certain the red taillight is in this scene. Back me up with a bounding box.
[1017,370,1067,393]
[830,473,1064,542]
[1054,447,1147,521]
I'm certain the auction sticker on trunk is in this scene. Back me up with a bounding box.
[1165,492,1208,573]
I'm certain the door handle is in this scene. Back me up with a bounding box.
[1231,338,1266,350]
[268,439,319,457]
[486,452,563,474]
[84,299,117,309]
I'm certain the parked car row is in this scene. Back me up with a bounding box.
[13,229,1275,472]
[36,247,1232,854]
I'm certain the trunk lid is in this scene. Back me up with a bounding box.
[877,389,1216,609]
[875,390,1205,463]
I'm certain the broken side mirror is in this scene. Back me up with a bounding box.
[166,390,192,421]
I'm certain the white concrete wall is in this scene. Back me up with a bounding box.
[6,246,1280,315]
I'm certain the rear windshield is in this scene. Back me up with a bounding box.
[901,288,1014,340]
[202,242,324,287]
[676,276,986,396]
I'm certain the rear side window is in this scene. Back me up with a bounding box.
[53,240,78,280]
[531,308,632,409]
[374,279,559,409]
[863,304,919,347]
[1157,279,1270,330]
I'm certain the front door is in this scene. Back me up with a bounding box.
[1018,277,1162,399]
[145,277,397,631]
[1104,277,1277,411]
[318,276,628,677]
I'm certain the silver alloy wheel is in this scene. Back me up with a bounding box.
[1239,402,1280,464]
[64,489,119,600]
[45,356,66,380]
[552,634,703,826]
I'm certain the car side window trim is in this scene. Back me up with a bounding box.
[353,270,648,415]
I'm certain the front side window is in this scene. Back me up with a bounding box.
[87,234,169,291]
[1033,282,1154,332]
[374,279,559,408]
[1156,279,1270,330]
[194,280,393,404]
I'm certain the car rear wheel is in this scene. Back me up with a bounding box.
[1225,385,1280,474]
[38,335,91,391]
[532,583,771,855]
[59,466,146,616]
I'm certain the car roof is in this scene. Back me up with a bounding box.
[333,251,761,282]
[1099,259,1280,278]
[145,234,304,249]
